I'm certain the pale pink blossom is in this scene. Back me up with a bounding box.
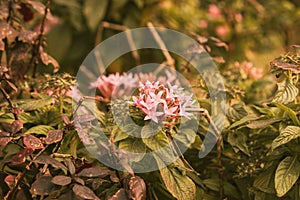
[240,61,264,80]
[216,25,229,38]
[91,71,182,100]
[90,72,139,99]
[131,81,195,124]
[208,4,223,19]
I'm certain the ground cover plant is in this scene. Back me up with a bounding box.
[0,0,300,200]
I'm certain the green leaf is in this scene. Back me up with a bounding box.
[228,132,250,156]
[83,0,108,31]
[275,156,300,197]
[142,130,169,151]
[114,130,129,142]
[272,126,300,150]
[203,178,241,199]
[25,125,54,135]
[229,114,261,129]
[174,128,196,147]
[16,98,53,111]
[159,166,196,200]
[227,103,248,121]
[142,130,176,164]
[246,118,282,129]
[272,78,298,104]
[253,165,276,194]
[118,137,147,162]
[273,102,300,126]
[0,113,14,123]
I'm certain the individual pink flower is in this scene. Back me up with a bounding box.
[199,20,208,29]
[208,4,223,19]
[216,25,229,38]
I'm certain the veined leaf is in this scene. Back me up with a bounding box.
[118,138,147,162]
[143,131,176,164]
[16,98,53,111]
[227,132,250,156]
[159,166,196,200]
[253,165,276,194]
[25,125,54,135]
[203,178,241,199]
[229,114,261,129]
[275,156,300,197]
[273,102,300,126]
[174,128,196,148]
[272,126,300,150]
[73,184,100,200]
[142,131,169,151]
[227,103,248,121]
[246,118,283,129]
[272,78,298,104]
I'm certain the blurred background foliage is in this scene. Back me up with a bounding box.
[44,0,300,74]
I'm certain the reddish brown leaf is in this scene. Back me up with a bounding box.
[0,4,8,20]
[23,134,43,150]
[77,166,112,178]
[0,22,18,41]
[0,131,12,146]
[30,176,57,196]
[65,159,76,175]
[124,176,146,200]
[11,120,23,134]
[39,48,59,73]
[4,175,15,188]
[74,177,85,185]
[86,178,108,190]
[18,3,34,22]
[270,60,300,74]
[44,130,63,144]
[34,155,67,171]
[72,184,100,200]
[51,175,72,186]
[213,56,226,63]
[10,148,34,165]
[62,114,71,124]
[74,158,93,174]
[5,79,17,92]
[110,172,120,183]
[209,36,229,51]
[18,28,37,43]
[10,107,24,115]
[108,188,129,200]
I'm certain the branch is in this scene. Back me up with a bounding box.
[0,82,18,120]
[31,0,51,78]
[147,22,175,69]
[95,21,141,67]
[186,108,224,199]
[4,145,49,200]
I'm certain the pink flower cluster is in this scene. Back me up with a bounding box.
[236,61,263,80]
[90,73,138,99]
[90,71,180,100]
[131,81,195,123]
